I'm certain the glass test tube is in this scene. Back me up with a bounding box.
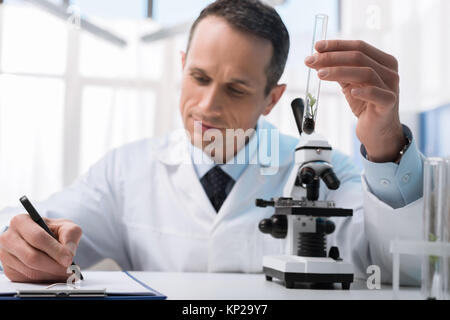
[303,14,328,135]
[422,158,447,300]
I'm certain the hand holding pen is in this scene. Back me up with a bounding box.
[0,196,83,283]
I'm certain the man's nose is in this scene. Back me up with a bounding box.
[198,85,222,113]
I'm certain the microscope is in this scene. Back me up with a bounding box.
[256,98,354,290]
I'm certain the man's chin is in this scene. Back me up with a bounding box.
[190,132,205,149]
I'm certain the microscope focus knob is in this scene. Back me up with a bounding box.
[259,219,272,234]
[258,215,288,239]
[316,218,336,235]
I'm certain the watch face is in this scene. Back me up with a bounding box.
[396,136,412,164]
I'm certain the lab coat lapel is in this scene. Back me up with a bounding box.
[212,117,291,230]
[174,163,217,223]
[157,131,217,226]
[156,119,294,231]
[212,163,267,227]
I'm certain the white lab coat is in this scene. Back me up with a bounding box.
[0,119,423,284]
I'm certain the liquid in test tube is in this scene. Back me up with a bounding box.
[303,14,328,135]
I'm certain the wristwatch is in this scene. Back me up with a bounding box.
[394,133,412,164]
[361,125,413,164]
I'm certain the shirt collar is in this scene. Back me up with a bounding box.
[190,125,259,181]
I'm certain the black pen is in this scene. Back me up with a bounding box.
[19,196,84,281]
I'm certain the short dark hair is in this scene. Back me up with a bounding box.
[186,0,290,95]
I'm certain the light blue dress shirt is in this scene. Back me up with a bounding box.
[361,125,424,209]
[190,127,258,186]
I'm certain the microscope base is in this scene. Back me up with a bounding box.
[262,255,354,290]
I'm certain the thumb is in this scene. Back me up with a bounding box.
[48,219,83,256]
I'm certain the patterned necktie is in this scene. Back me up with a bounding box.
[200,166,235,212]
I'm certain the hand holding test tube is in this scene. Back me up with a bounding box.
[304,20,404,162]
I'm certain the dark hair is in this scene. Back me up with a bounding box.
[186,0,290,95]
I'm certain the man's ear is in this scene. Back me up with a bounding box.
[181,51,187,70]
[262,84,287,116]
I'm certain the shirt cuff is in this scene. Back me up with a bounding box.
[361,125,424,209]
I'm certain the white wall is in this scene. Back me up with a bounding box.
[341,0,450,131]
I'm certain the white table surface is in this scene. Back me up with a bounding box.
[129,272,423,300]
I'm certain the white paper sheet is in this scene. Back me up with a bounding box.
[0,271,155,296]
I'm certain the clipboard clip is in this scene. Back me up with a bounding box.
[15,283,106,298]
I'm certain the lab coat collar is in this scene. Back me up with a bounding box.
[156,118,296,229]
[190,123,259,181]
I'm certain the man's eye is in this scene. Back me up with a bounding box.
[192,74,210,84]
[228,86,245,96]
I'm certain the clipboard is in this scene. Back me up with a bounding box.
[0,271,167,300]
[15,289,107,298]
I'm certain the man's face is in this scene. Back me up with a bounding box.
[179,16,285,159]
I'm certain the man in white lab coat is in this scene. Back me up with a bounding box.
[0,0,423,285]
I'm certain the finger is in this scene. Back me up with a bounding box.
[317,66,387,89]
[1,230,71,276]
[315,40,398,71]
[305,51,399,90]
[339,84,367,118]
[339,82,351,90]
[10,215,74,266]
[0,248,68,283]
[350,86,397,107]
[47,219,82,256]
[2,265,30,283]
